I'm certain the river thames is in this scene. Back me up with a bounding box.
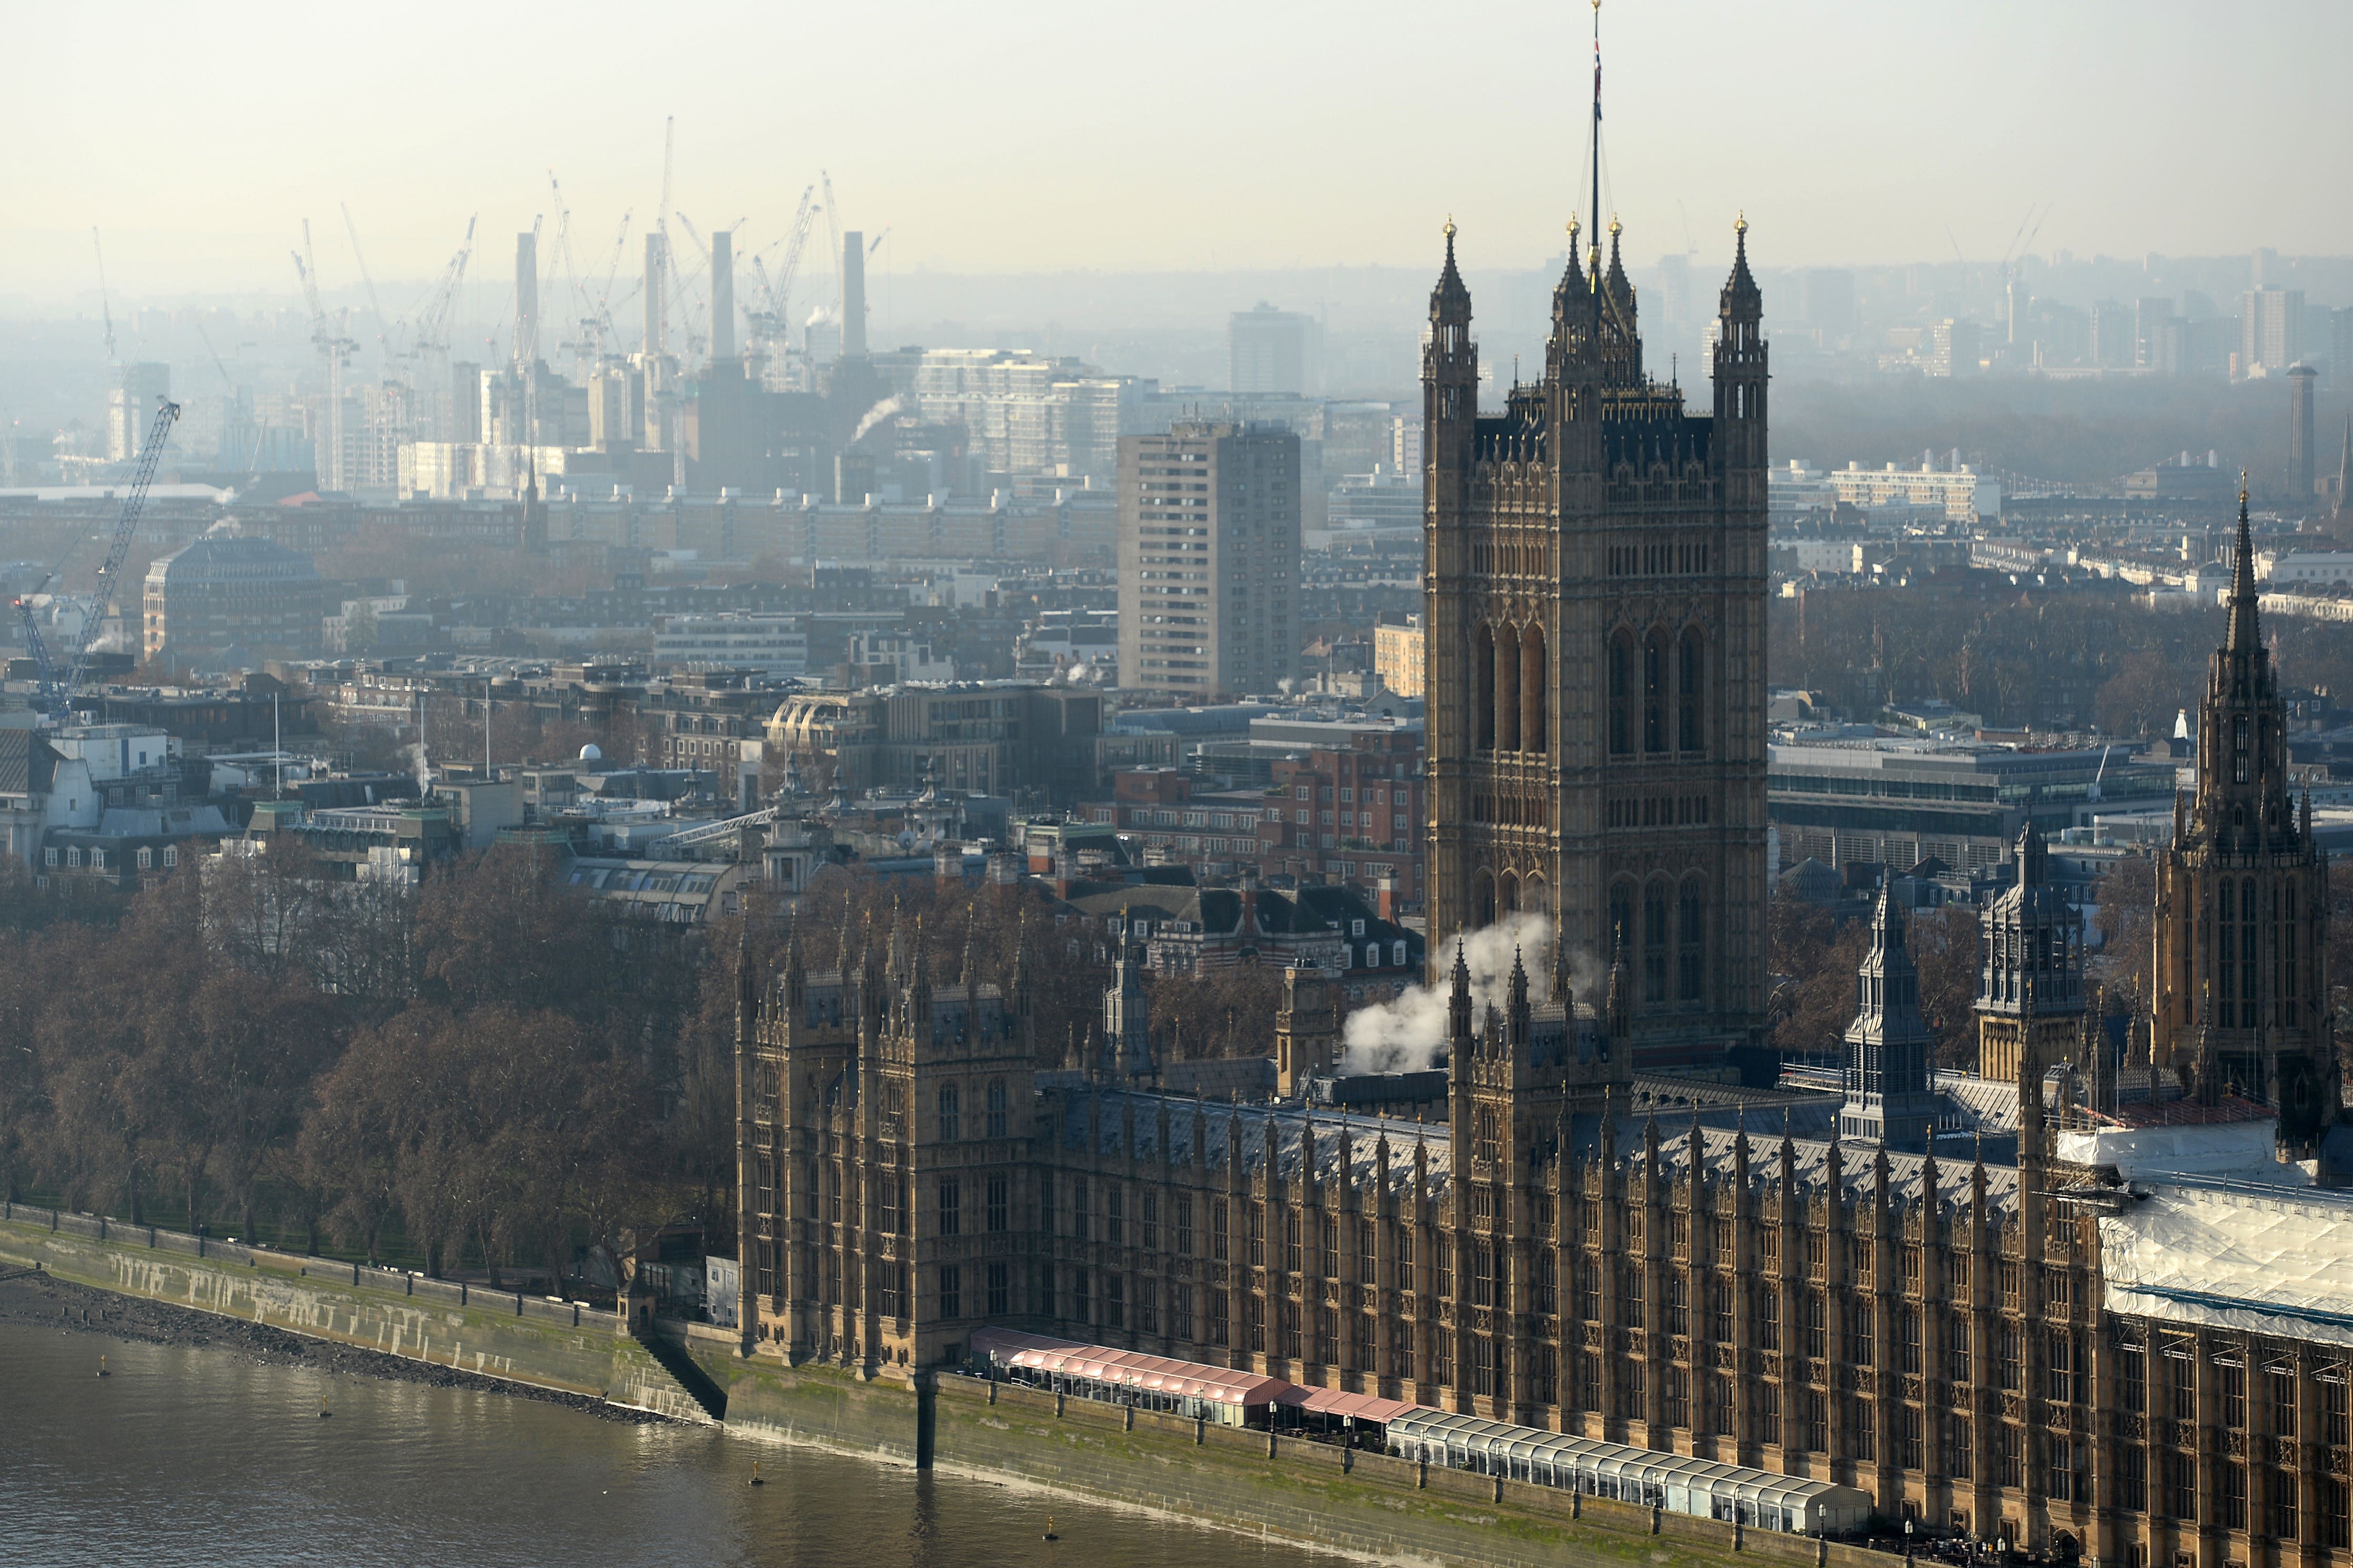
[0,1320,1343,1567]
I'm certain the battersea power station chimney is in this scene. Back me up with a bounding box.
[710,227,735,362]
[841,230,867,358]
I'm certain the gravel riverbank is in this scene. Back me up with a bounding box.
[0,1262,667,1424]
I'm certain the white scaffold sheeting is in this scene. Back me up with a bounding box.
[2099,1179,2353,1345]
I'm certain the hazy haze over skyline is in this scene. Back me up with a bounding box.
[5,0,2350,308]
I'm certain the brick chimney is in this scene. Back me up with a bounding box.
[1375,875,1397,924]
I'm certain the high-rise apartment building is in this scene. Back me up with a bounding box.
[1422,214,1768,1073]
[105,363,172,461]
[2242,288,2305,376]
[1118,421,1299,698]
[1228,303,1320,395]
[2133,296,2174,368]
[2088,300,2134,368]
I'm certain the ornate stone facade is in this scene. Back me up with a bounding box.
[2152,489,2338,1154]
[1420,218,1769,1073]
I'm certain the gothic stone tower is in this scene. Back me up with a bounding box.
[1840,884,1941,1150]
[1422,217,1769,1070]
[2152,487,2337,1152]
[1974,822,2085,1085]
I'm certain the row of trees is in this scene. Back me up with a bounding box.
[0,844,1286,1284]
[1771,583,2353,738]
[1766,856,2353,1075]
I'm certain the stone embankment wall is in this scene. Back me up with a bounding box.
[3,1205,1886,1568]
[0,1205,710,1423]
[692,1346,1891,1568]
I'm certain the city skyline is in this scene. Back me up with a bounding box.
[6,0,2351,306]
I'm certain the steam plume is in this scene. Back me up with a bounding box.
[1339,912,1592,1076]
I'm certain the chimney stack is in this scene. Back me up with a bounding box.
[1376,875,1396,924]
[710,228,735,362]
[2289,365,2318,503]
[642,233,667,359]
[842,231,867,358]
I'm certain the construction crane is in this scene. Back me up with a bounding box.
[340,203,396,368]
[586,209,632,359]
[746,186,817,376]
[405,217,476,438]
[91,227,118,370]
[193,320,260,470]
[820,170,843,324]
[13,399,179,720]
[293,220,358,491]
[549,170,599,380]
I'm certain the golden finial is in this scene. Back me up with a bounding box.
[2240,469,2250,506]
[1608,213,1622,237]
[1735,210,1748,236]
[1567,213,1580,238]
[1443,215,1455,240]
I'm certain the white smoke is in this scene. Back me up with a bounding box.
[850,396,904,445]
[1339,912,1586,1077]
[410,697,431,798]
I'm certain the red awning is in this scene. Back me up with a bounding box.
[969,1327,1290,1408]
[1274,1385,1425,1424]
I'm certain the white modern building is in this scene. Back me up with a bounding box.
[651,612,811,676]
[1824,459,2000,522]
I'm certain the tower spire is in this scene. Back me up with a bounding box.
[1590,0,1603,289]
[2228,471,2260,653]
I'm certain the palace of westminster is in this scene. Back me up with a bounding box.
[729,210,2353,1568]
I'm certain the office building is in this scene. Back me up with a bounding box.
[1118,421,1300,698]
[1768,739,2175,875]
[1229,303,1320,396]
[650,612,809,675]
[139,535,323,668]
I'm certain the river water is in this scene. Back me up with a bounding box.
[0,1321,1340,1567]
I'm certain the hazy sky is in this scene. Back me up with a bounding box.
[7,0,2349,306]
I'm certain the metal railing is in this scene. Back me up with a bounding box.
[0,1201,613,1330]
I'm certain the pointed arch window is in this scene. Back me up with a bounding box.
[1678,629,1705,753]
[1643,882,1670,1004]
[2241,878,2259,1015]
[1522,624,1548,754]
[1607,633,1634,755]
[1473,624,1496,751]
[1643,632,1668,753]
[1496,623,1521,752]
[1678,882,1706,1004]
[2234,715,2251,784]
